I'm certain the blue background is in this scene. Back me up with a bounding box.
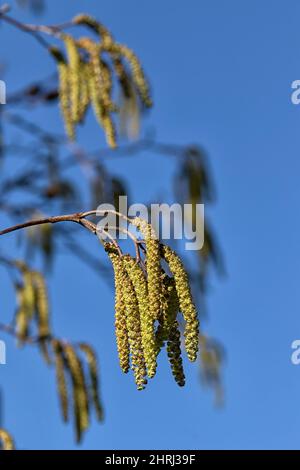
[1,0,300,450]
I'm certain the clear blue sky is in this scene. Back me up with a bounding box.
[1,0,300,450]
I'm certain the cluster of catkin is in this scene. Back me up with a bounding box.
[50,14,152,147]
[106,217,199,390]
[52,340,103,443]
[0,429,14,451]
[14,261,51,363]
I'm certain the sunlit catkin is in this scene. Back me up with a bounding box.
[49,47,74,140]
[107,249,130,374]
[123,255,157,378]
[52,339,69,422]
[72,14,113,46]
[107,247,147,390]
[162,245,199,362]
[0,429,15,450]
[132,218,161,323]
[79,343,104,421]
[80,42,117,148]
[63,344,89,443]
[62,34,81,123]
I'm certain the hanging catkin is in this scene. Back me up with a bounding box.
[79,343,104,421]
[107,247,147,390]
[109,43,152,108]
[73,14,113,46]
[63,343,89,443]
[107,248,130,373]
[165,278,185,386]
[162,245,199,362]
[14,262,35,343]
[77,61,90,123]
[32,271,50,339]
[15,284,30,343]
[132,218,161,323]
[123,255,157,378]
[0,429,15,450]
[52,339,69,422]
[49,47,74,140]
[62,34,81,123]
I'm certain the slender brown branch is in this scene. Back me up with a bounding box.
[0,10,52,49]
[0,213,84,236]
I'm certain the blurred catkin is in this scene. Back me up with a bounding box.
[0,429,15,450]
[63,343,89,442]
[79,343,104,421]
[52,339,69,422]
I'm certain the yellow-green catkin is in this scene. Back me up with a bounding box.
[80,40,117,148]
[107,249,130,374]
[0,429,15,450]
[123,255,157,378]
[52,339,69,422]
[32,271,50,340]
[14,266,36,344]
[132,218,161,323]
[107,247,147,390]
[79,343,104,421]
[162,245,199,362]
[62,34,81,123]
[15,284,29,343]
[73,14,113,46]
[112,44,152,107]
[77,61,90,123]
[49,47,75,140]
[63,344,89,443]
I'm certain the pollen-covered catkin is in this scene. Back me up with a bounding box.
[63,344,89,443]
[107,247,147,390]
[0,429,15,450]
[62,34,81,123]
[52,339,69,422]
[79,343,104,421]
[132,218,161,323]
[123,255,157,378]
[162,245,199,362]
[107,250,130,373]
